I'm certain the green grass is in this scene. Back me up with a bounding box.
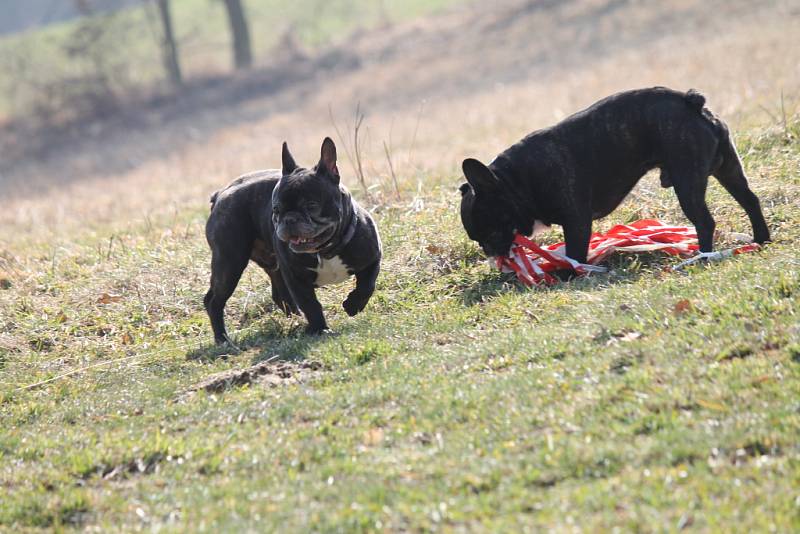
[1,122,799,531]
[0,0,466,120]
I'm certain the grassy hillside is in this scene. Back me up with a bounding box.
[2,0,799,530]
[1,118,798,530]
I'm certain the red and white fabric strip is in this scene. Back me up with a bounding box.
[495,219,760,286]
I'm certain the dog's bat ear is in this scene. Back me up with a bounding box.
[282,142,298,175]
[462,158,498,193]
[319,137,340,184]
[459,183,472,196]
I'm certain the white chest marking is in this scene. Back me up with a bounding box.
[312,255,351,287]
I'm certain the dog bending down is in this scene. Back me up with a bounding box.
[459,87,770,262]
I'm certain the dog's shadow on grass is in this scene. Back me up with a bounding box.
[460,271,522,306]
[185,316,342,365]
[460,252,691,305]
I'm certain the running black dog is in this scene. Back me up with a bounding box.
[204,138,381,344]
[459,87,770,264]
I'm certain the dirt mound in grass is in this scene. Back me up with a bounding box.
[182,359,323,397]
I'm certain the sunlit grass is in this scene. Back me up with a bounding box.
[1,120,798,530]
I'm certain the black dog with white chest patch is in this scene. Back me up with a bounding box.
[204,138,381,344]
[460,87,770,267]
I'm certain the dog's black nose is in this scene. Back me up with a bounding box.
[482,244,506,257]
[487,238,515,256]
[282,213,299,225]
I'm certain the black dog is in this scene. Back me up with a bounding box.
[460,87,770,267]
[204,138,381,344]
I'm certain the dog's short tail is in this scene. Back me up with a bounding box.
[687,90,736,174]
[685,87,729,145]
[684,89,706,111]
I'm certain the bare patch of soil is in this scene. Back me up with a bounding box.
[181,359,323,397]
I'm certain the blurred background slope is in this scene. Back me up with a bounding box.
[1,0,140,35]
[0,0,798,242]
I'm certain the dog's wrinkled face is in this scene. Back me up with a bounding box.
[459,158,517,257]
[273,138,343,254]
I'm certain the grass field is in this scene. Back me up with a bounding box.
[2,0,800,531]
[2,119,799,531]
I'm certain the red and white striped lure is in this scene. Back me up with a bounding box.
[496,219,760,287]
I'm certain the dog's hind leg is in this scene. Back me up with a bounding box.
[250,250,300,316]
[205,248,249,345]
[671,169,716,252]
[713,141,770,244]
[267,270,299,316]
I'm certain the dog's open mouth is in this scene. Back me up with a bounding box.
[287,225,336,253]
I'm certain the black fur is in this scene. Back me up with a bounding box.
[460,87,770,262]
[204,138,381,344]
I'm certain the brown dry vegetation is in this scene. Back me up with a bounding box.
[2,0,798,245]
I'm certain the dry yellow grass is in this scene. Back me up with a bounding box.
[1,0,797,244]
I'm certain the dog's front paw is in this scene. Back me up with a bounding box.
[216,333,241,353]
[343,293,368,317]
[305,324,333,336]
[754,233,771,246]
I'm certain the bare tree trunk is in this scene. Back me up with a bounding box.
[156,0,182,88]
[221,0,252,70]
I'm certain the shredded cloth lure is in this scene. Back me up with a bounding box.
[497,219,761,286]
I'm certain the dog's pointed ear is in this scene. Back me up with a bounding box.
[462,158,499,193]
[282,142,298,175]
[319,137,340,184]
